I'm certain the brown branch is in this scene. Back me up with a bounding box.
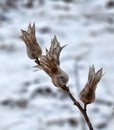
[62,87,94,130]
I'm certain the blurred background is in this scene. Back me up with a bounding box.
[0,0,114,130]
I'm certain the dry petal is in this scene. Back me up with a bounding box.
[46,36,66,65]
[88,65,95,81]
[87,65,103,89]
[95,68,103,83]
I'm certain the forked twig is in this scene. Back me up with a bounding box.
[61,87,94,130]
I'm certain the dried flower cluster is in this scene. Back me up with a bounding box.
[21,23,69,90]
[21,23,103,130]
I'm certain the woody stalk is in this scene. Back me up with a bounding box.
[21,23,103,130]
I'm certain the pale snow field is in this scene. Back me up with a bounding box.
[0,0,114,130]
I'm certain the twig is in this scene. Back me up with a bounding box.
[62,87,94,130]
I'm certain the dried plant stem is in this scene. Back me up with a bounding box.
[62,87,94,130]
[21,24,104,130]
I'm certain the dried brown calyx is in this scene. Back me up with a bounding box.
[21,23,42,59]
[80,65,103,110]
[21,23,69,89]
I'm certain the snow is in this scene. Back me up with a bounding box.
[0,0,114,130]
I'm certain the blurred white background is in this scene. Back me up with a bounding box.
[0,0,114,130]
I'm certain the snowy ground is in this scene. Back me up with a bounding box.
[0,0,114,130]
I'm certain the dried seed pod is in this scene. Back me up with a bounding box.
[80,65,103,108]
[39,36,69,88]
[21,23,42,59]
[52,70,69,88]
[80,86,95,105]
[38,54,69,88]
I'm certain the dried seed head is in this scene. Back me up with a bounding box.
[21,23,42,59]
[80,65,103,105]
[38,36,69,88]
